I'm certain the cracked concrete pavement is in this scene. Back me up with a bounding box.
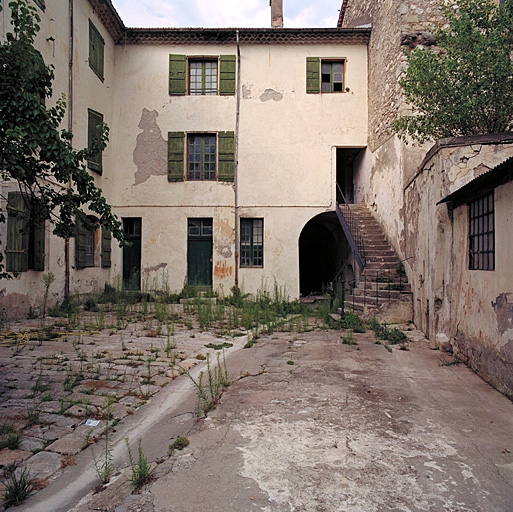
[17,328,513,512]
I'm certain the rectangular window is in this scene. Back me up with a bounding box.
[88,109,103,174]
[307,58,345,93]
[188,218,213,237]
[469,192,495,271]
[321,60,344,93]
[33,0,45,11]
[189,60,218,95]
[169,54,235,96]
[240,219,263,267]
[5,192,45,273]
[188,134,216,181]
[89,20,105,81]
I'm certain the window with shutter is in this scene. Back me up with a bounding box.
[34,0,45,11]
[170,55,236,96]
[89,20,104,81]
[88,109,103,174]
[168,132,185,182]
[218,131,235,182]
[219,55,236,95]
[6,192,45,273]
[169,55,186,95]
[306,57,320,94]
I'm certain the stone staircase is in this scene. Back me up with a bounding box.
[342,204,413,322]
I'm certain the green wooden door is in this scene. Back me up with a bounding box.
[123,218,142,290]
[187,218,213,287]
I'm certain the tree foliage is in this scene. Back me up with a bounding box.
[393,0,513,143]
[0,0,123,275]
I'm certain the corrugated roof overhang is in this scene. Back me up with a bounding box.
[438,154,513,206]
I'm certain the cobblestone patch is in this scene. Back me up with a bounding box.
[0,302,246,499]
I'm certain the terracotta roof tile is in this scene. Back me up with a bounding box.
[123,27,371,46]
[88,0,369,46]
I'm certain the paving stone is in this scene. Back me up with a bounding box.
[46,433,87,455]
[20,437,45,453]
[0,449,32,467]
[24,450,62,479]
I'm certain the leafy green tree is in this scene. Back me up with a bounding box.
[393,0,513,143]
[0,0,122,277]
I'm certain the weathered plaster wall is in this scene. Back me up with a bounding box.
[342,0,445,272]
[0,0,117,317]
[108,42,368,297]
[404,137,513,397]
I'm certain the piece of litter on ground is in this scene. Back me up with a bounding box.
[83,419,100,427]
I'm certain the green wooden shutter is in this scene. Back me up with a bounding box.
[218,131,235,182]
[6,192,29,273]
[306,57,320,94]
[88,109,103,174]
[168,132,185,182]
[75,215,87,270]
[219,55,236,95]
[31,218,45,271]
[169,55,186,95]
[101,226,112,268]
[89,20,105,81]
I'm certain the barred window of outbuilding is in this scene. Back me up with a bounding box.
[468,192,495,271]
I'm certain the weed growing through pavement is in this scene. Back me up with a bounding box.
[2,465,34,508]
[41,272,55,320]
[125,438,154,489]
[168,436,189,455]
[92,397,116,484]
[181,351,230,417]
[368,318,408,350]
[341,330,358,346]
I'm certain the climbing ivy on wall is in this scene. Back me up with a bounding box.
[394,0,513,143]
[0,0,123,278]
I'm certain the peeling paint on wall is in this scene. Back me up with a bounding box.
[259,89,283,102]
[144,263,168,274]
[133,109,167,185]
[214,261,233,279]
[492,293,513,336]
[217,244,232,259]
[214,218,234,259]
[242,84,252,99]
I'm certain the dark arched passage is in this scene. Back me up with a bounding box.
[299,212,350,296]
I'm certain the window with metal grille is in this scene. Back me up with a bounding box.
[188,134,216,180]
[189,60,218,95]
[469,192,495,271]
[321,60,344,93]
[240,219,263,267]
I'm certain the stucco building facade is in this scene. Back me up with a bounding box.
[0,0,369,312]
[1,0,512,396]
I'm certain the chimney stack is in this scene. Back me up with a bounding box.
[270,0,283,28]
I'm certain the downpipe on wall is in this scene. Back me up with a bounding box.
[234,29,241,289]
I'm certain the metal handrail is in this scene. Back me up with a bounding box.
[335,184,366,272]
